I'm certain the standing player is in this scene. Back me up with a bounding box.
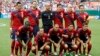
[15,21,33,56]
[53,4,64,28]
[48,24,63,55]
[31,28,50,56]
[10,2,26,56]
[59,24,78,56]
[41,3,54,33]
[26,1,41,37]
[76,5,89,30]
[64,4,77,28]
[76,24,92,56]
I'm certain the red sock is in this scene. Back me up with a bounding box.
[45,51,49,56]
[88,43,92,54]
[15,41,19,55]
[11,40,15,54]
[26,42,32,56]
[19,46,22,55]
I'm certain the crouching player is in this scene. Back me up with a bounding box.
[48,24,63,55]
[59,24,78,56]
[76,24,92,56]
[15,21,33,56]
[31,28,50,56]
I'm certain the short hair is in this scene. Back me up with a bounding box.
[79,5,84,8]
[16,2,21,5]
[57,4,62,7]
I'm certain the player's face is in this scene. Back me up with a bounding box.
[16,4,22,10]
[45,4,51,10]
[54,24,59,31]
[39,29,44,36]
[57,5,63,12]
[32,2,37,8]
[79,6,85,12]
[83,25,88,31]
[67,6,73,12]
[68,25,74,30]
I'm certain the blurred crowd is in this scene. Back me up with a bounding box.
[0,0,99,18]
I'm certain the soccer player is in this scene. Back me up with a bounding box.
[53,4,64,28]
[41,3,54,33]
[10,2,26,56]
[76,5,89,30]
[76,24,92,56]
[64,4,77,28]
[15,21,33,56]
[31,28,50,56]
[26,1,41,36]
[48,24,63,55]
[59,24,78,56]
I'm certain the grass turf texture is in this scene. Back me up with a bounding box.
[0,19,100,56]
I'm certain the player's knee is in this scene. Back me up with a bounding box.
[61,41,64,45]
[31,46,36,53]
[72,45,77,50]
[88,42,92,48]
[45,45,50,51]
[64,44,68,49]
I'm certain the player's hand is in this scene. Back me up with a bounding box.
[40,47,44,50]
[62,35,68,38]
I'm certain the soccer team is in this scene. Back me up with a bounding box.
[10,1,92,56]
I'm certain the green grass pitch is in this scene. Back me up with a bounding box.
[0,19,100,56]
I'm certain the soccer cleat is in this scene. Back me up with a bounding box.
[75,54,78,56]
[88,54,91,56]
[53,52,58,55]
[10,54,14,56]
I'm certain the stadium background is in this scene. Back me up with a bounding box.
[0,0,100,56]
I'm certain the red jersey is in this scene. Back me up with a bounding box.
[53,11,64,28]
[76,12,89,28]
[63,28,76,43]
[34,33,49,45]
[48,28,63,38]
[17,25,33,38]
[26,9,41,26]
[77,28,91,42]
[64,11,77,28]
[11,10,26,30]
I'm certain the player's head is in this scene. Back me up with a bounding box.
[83,24,88,31]
[67,4,73,12]
[57,4,63,12]
[39,28,44,36]
[32,1,37,8]
[24,21,30,28]
[53,24,59,31]
[45,3,51,11]
[15,2,22,10]
[79,5,85,12]
[68,24,74,31]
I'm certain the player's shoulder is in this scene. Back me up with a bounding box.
[84,12,88,15]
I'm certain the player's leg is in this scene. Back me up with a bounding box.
[59,41,65,56]
[43,45,50,56]
[87,41,92,56]
[31,45,37,55]
[72,44,78,56]
[26,42,32,56]
[10,29,16,56]
[15,41,20,56]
